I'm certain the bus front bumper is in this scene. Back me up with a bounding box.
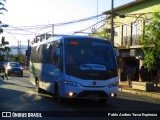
[61,86,118,100]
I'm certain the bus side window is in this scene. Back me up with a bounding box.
[48,44,55,64]
[41,44,48,63]
[54,44,63,71]
[31,47,36,62]
[54,48,59,64]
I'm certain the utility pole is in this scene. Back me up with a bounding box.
[52,24,54,36]
[17,41,19,56]
[111,0,114,46]
[19,41,21,62]
[17,41,20,62]
[96,0,98,29]
[27,39,30,66]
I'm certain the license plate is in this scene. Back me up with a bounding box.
[89,94,98,100]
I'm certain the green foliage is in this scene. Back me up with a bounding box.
[0,0,7,15]
[0,37,11,61]
[91,29,111,40]
[142,12,160,71]
[0,0,7,34]
[0,0,9,61]
[9,53,26,64]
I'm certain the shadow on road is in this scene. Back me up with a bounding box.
[0,76,160,119]
[36,89,160,111]
[0,76,34,89]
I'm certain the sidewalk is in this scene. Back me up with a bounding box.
[118,81,160,100]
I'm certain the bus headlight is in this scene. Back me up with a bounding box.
[110,93,116,97]
[108,82,119,88]
[64,80,80,87]
[67,92,75,97]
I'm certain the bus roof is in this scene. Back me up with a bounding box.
[31,35,110,47]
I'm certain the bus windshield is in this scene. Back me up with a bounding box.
[65,38,117,80]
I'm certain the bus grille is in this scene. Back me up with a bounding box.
[76,91,108,98]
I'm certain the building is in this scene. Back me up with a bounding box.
[103,0,160,82]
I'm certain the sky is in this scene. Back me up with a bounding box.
[0,0,135,46]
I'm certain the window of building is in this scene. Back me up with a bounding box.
[114,26,120,46]
[132,20,142,45]
[122,20,143,46]
[122,24,131,46]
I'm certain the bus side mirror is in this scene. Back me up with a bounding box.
[55,48,60,56]
[114,48,119,57]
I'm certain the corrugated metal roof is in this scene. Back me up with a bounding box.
[103,0,150,14]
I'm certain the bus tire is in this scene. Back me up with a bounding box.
[57,92,63,103]
[54,83,64,103]
[35,78,41,93]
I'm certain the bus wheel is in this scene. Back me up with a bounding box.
[35,79,41,93]
[57,92,64,103]
[54,83,64,103]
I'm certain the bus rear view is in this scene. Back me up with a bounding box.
[61,36,118,103]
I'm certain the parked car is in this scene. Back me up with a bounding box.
[5,62,24,76]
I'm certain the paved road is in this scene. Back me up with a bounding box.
[0,72,160,120]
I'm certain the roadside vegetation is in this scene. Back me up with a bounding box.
[91,28,110,40]
[0,1,26,64]
[141,12,160,84]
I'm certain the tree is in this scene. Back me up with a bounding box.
[0,36,11,61]
[0,0,7,13]
[92,28,111,40]
[142,12,160,72]
[0,0,9,61]
[0,0,8,34]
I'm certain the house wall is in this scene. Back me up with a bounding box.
[113,0,160,46]
[105,0,160,82]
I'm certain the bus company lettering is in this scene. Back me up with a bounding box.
[80,64,106,71]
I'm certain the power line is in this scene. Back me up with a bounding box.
[5,16,107,37]
[3,13,105,31]
[3,12,156,36]
[4,31,35,36]
[5,31,19,42]
[54,13,105,27]
[6,26,36,34]
[2,13,106,39]
[73,18,106,35]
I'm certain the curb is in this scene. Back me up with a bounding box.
[118,88,160,100]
